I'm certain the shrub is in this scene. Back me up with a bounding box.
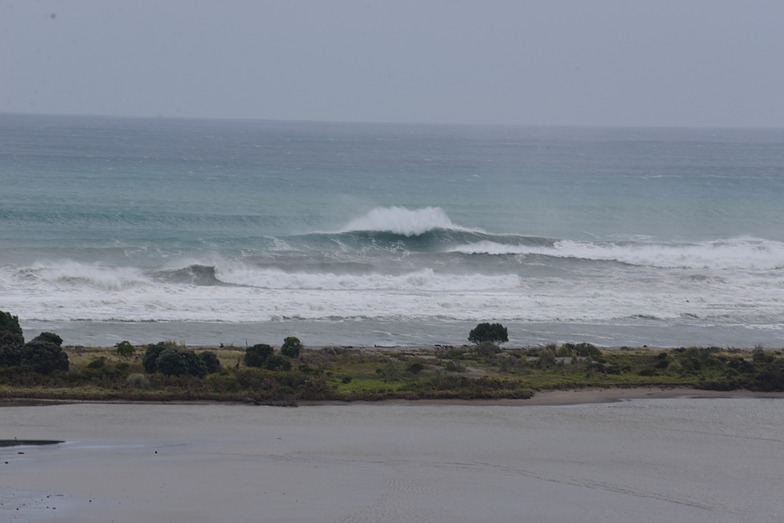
[245,344,274,367]
[87,357,107,369]
[264,354,292,371]
[445,360,466,372]
[468,323,508,344]
[127,373,151,389]
[281,336,303,359]
[0,331,24,367]
[116,340,135,357]
[142,342,170,373]
[155,348,207,378]
[20,333,69,374]
[560,342,601,358]
[407,362,426,374]
[0,310,23,338]
[199,351,221,374]
[474,341,502,357]
[537,347,557,369]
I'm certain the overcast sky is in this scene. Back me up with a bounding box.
[2,0,783,127]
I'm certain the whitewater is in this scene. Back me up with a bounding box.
[1,114,783,347]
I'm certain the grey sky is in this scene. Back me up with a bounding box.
[2,0,783,127]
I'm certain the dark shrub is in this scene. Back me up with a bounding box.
[142,343,169,373]
[87,357,108,369]
[20,333,69,374]
[155,348,207,378]
[0,331,24,367]
[281,336,303,359]
[245,344,274,367]
[264,354,292,371]
[0,310,23,338]
[199,351,221,374]
[468,323,508,344]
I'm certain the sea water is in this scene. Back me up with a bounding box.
[1,113,783,347]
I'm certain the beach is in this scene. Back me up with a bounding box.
[3,393,783,522]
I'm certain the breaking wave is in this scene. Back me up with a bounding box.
[340,206,481,236]
[450,237,784,270]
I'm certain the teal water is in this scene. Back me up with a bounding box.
[1,114,783,347]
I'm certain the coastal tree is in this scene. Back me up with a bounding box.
[20,332,69,374]
[245,344,274,367]
[468,323,508,345]
[281,336,303,359]
[0,310,23,338]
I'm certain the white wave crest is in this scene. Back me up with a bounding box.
[341,206,478,236]
[216,264,516,291]
[451,237,784,270]
[23,261,150,291]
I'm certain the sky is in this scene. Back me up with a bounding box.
[1,0,783,127]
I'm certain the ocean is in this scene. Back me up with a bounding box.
[1,113,783,348]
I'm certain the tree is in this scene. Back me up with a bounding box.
[245,344,273,367]
[281,336,303,359]
[20,333,69,374]
[468,323,508,345]
[0,310,23,338]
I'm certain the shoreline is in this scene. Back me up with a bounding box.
[4,386,784,409]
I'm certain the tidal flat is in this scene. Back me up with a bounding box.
[2,398,783,522]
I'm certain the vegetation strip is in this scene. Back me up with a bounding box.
[2,313,783,403]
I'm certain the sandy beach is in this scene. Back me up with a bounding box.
[2,391,783,523]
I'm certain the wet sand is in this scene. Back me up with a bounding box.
[2,395,784,522]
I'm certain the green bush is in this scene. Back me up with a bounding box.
[281,336,303,359]
[87,357,108,369]
[264,354,292,371]
[116,341,135,358]
[0,310,23,338]
[199,351,221,374]
[127,373,151,389]
[20,333,69,374]
[155,348,207,378]
[559,342,601,358]
[245,344,274,367]
[0,331,24,367]
[468,323,508,344]
[142,342,170,373]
